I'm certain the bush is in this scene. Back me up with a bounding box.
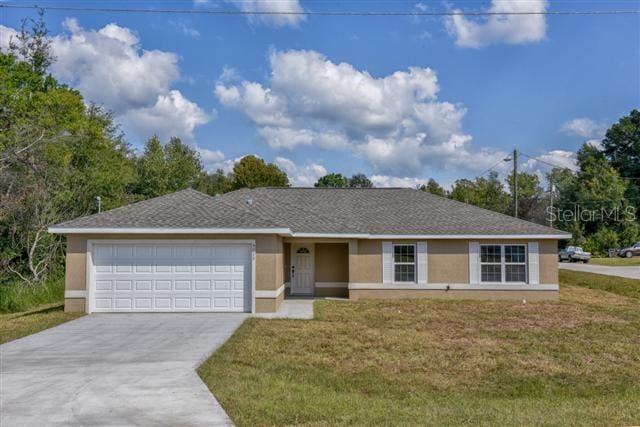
[0,276,65,313]
[584,228,620,256]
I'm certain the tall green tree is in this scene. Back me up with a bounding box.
[349,173,373,188]
[506,171,546,222]
[450,172,510,214]
[195,169,232,195]
[135,136,168,198]
[230,155,289,189]
[602,109,640,206]
[135,136,204,198]
[314,173,349,188]
[1,27,135,282]
[419,178,446,197]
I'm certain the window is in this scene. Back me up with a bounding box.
[393,244,415,282]
[480,244,527,283]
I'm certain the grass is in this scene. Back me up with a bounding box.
[199,272,640,426]
[0,303,84,344]
[560,269,640,299]
[0,276,65,313]
[589,257,640,267]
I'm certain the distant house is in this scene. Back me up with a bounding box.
[49,188,569,313]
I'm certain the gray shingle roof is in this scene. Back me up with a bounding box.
[51,187,568,236]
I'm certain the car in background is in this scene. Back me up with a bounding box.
[618,242,640,258]
[558,246,591,263]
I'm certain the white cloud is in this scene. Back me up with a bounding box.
[169,20,200,38]
[124,90,210,142]
[0,25,18,51]
[1,20,210,142]
[274,157,327,187]
[446,0,548,48]
[561,117,607,139]
[226,0,305,27]
[371,175,427,188]
[216,49,498,176]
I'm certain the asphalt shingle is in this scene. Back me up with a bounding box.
[51,187,567,236]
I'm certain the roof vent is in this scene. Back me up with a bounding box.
[245,197,253,206]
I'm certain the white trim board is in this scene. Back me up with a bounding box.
[255,284,285,299]
[50,227,570,240]
[49,227,290,235]
[348,283,559,291]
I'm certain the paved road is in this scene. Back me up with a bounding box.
[559,262,640,280]
[1,313,247,426]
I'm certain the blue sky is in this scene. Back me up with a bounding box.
[1,1,638,187]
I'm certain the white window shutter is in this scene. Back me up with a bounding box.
[469,242,480,284]
[417,242,428,284]
[382,241,393,284]
[528,242,540,284]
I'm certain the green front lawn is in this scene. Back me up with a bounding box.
[0,303,84,344]
[589,257,640,267]
[199,272,640,426]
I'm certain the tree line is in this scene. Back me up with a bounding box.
[1,19,638,287]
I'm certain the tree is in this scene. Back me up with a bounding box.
[1,43,135,282]
[164,137,203,192]
[349,173,373,188]
[6,10,53,76]
[230,155,289,189]
[506,171,546,222]
[135,136,168,198]
[314,173,349,188]
[450,172,510,214]
[602,109,640,205]
[572,144,628,235]
[195,169,232,195]
[135,136,204,198]
[419,178,446,197]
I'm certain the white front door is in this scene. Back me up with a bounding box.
[90,241,251,312]
[291,243,314,295]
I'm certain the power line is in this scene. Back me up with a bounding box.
[1,4,639,16]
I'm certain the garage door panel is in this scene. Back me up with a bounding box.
[91,242,250,312]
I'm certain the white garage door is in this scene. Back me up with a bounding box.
[90,241,251,312]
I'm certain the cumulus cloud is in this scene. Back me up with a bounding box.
[124,90,210,142]
[226,0,305,27]
[446,0,548,48]
[370,175,427,188]
[216,49,501,176]
[274,157,327,187]
[2,20,210,142]
[0,25,18,51]
[561,117,607,139]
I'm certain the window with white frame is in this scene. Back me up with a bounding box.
[480,244,527,283]
[393,244,416,282]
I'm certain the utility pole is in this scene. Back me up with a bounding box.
[512,149,518,219]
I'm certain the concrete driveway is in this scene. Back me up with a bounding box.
[1,313,247,426]
[559,262,640,280]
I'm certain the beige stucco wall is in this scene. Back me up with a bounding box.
[315,243,349,283]
[428,240,469,284]
[350,239,382,283]
[255,292,284,313]
[348,238,559,285]
[62,233,284,312]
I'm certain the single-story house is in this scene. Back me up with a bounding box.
[49,188,570,313]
